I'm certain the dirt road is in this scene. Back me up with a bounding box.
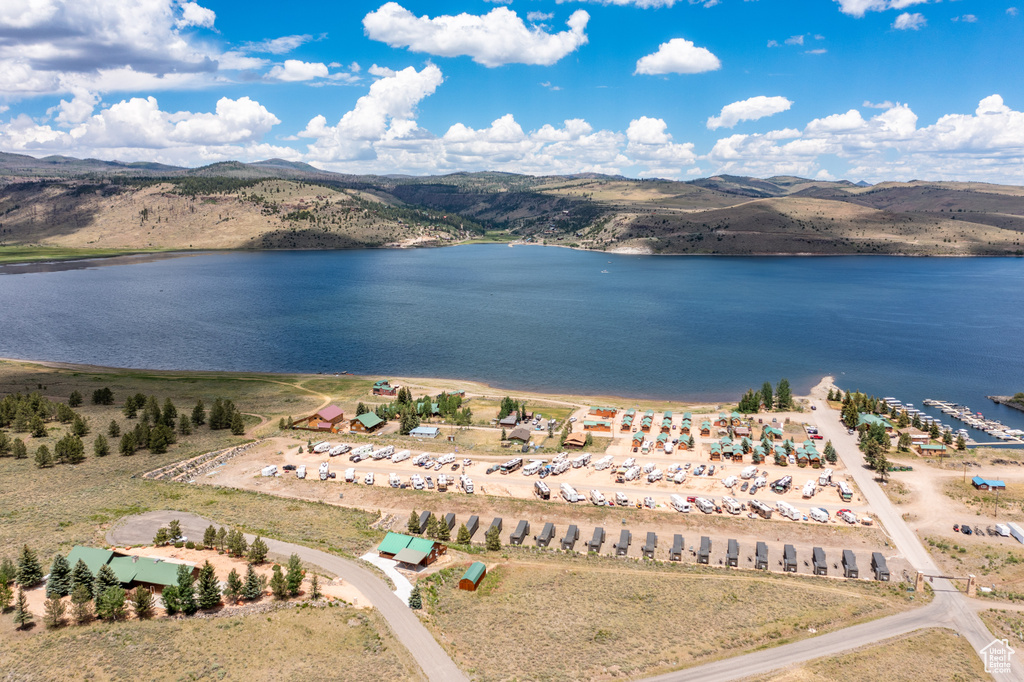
[106,511,467,682]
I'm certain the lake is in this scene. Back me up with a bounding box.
[1,246,1023,433]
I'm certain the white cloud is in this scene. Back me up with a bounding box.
[50,89,100,126]
[707,96,793,130]
[527,12,554,21]
[540,81,562,91]
[177,2,216,29]
[863,100,895,109]
[767,40,780,47]
[557,0,678,7]
[362,3,589,67]
[267,60,329,82]
[1009,8,1020,17]
[785,35,805,45]
[951,14,977,23]
[835,0,928,18]
[243,35,317,55]
[805,49,827,55]
[635,38,721,75]
[892,12,926,30]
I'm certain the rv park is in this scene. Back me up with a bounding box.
[1,359,1022,680]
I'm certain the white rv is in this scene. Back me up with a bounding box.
[296,465,306,479]
[552,459,571,475]
[802,480,817,498]
[670,494,691,513]
[722,475,738,488]
[615,492,630,506]
[672,470,686,484]
[571,453,591,468]
[438,453,456,465]
[411,474,425,490]
[818,468,834,486]
[624,466,642,482]
[391,449,411,463]
[594,455,614,471]
[561,483,580,503]
[623,457,636,468]
[344,467,356,483]
[312,441,331,454]
[741,465,758,480]
[809,507,829,523]
[664,441,673,454]
[722,496,741,515]
[371,445,394,460]
[328,444,349,457]
[318,462,329,480]
[523,461,543,476]
[839,509,858,524]
[642,462,656,474]
[775,501,801,520]
[753,476,767,490]
[410,452,428,466]
[388,473,400,488]
[261,465,278,477]
[995,523,1011,537]
[461,476,474,494]
[647,469,663,483]
[590,489,606,506]
[695,497,715,514]
[364,471,374,486]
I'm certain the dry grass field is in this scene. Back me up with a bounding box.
[750,628,990,682]
[979,609,1024,650]
[416,553,922,681]
[0,605,420,682]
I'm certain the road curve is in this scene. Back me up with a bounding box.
[107,511,467,682]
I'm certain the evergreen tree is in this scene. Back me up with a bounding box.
[203,525,217,549]
[12,438,27,460]
[399,410,420,435]
[912,413,923,430]
[162,398,178,427]
[585,432,593,447]
[68,390,83,407]
[145,396,161,424]
[824,440,838,464]
[57,403,76,423]
[688,435,695,449]
[122,395,138,419]
[132,587,154,619]
[108,419,121,438]
[179,415,192,436]
[308,574,322,601]
[119,431,137,456]
[56,433,86,464]
[0,557,14,586]
[957,434,967,451]
[898,432,912,452]
[92,387,115,406]
[93,564,119,607]
[230,412,245,435]
[501,428,507,441]
[13,588,32,629]
[34,444,53,468]
[209,399,226,430]
[242,564,263,601]
[30,414,47,438]
[149,424,172,454]
[426,514,440,540]
[196,561,221,610]
[71,584,93,624]
[168,519,182,541]
[43,595,66,628]
[72,415,89,437]
[270,565,288,600]
[408,584,422,610]
[356,402,368,416]
[161,585,180,615]
[760,382,774,411]
[153,528,170,546]
[0,582,10,613]
[176,563,197,616]
[47,554,71,598]
[223,569,243,602]
[247,537,268,564]
[215,527,228,552]
[456,523,471,545]
[407,510,421,535]
[943,429,954,445]
[191,399,206,426]
[94,433,109,458]
[775,379,792,410]
[97,586,127,621]
[485,526,501,551]
[0,431,10,457]
[17,545,43,588]
[436,518,451,542]
[286,554,303,597]
[70,559,94,594]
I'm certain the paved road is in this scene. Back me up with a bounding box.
[107,511,467,682]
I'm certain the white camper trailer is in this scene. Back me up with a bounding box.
[615,492,630,506]
[328,444,349,457]
[391,449,411,463]
[722,475,738,488]
[695,497,715,514]
[389,473,400,488]
[647,469,663,483]
[722,496,742,515]
[741,465,758,480]
[296,465,306,479]
[775,501,801,520]
[624,466,642,482]
[438,453,456,465]
[312,441,331,454]
[261,465,278,477]
[461,475,474,494]
[670,494,691,513]
[344,467,356,483]
[561,483,580,503]
[318,462,329,480]
[590,489,606,506]
[523,461,543,476]
[594,455,614,471]
[371,445,395,460]
[809,507,829,523]
[818,468,834,486]
[802,480,817,498]
[672,470,687,484]
[571,453,591,469]
[364,471,374,486]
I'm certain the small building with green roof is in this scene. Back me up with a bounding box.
[376,532,446,567]
[351,412,385,433]
[459,562,487,591]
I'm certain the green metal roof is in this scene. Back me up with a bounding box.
[355,412,384,429]
[683,412,692,419]
[858,413,893,428]
[408,537,436,554]
[583,420,611,427]
[461,561,486,585]
[657,433,668,442]
[66,546,114,575]
[625,409,636,416]
[644,410,654,416]
[130,558,183,587]
[372,380,390,387]
[378,532,414,555]
[106,556,140,584]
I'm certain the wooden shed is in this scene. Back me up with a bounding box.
[459,562,487,591]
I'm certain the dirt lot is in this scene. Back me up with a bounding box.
[0,605,418,681]
[415,552,922,681]
[750,628,991,682]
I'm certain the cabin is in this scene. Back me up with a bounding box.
[507,426,532,442]
[661,411,673,433]
[498,413,519,428]
[459,562,487,591]
[680,419,691,435]
[536,522,556,547]
[715,412,729,427]
[589,406,618,419]
[409,426,440,439]
[796,451,809,468]
[564,432,588,449]
[294,404,346,432]
[972,476,1006,491]
[709,442,722,461]
[640,411,654,432]
[465,515,480,539]
[783,544,797,572]
[377,532,446,567]
[858,413,893,432]
[762,425,783,441]
[621,411,635,430]
[66,546,189,592]
[615,530,631,557]
[700,420,711,437]
[588,527,605,553]
[631,432,644,448]
[697,536,711,564]
[727,539,739,567]
[583,419,612,433]
[372,380,398,397]
[916,443,948,456]
[730,411,742,426]
[669,534,684,562]
[350,412,385,434]
[655,432,668,450]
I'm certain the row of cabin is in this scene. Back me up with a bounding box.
[293,405,386,434]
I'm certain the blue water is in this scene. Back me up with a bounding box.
[1,246,1023,432]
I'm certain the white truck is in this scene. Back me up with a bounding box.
[818,468,834,486]
[670,494,691,513]
[647,469,663,483]
[776,501,801,520]
[318,462,329,480]
[561,483,580,503]
[722,475,738,488]
[296,465,306,479]
[261,465,278,477]
[624,466,642,482]
[802,480,817,498]
[722,496,742,515]
[371,445,394,460]
[672,470,686,484]
[594,455,614,471]
[615,492,630,506]
[312,441,331,454]
[389,473,401,488]
[589,489,606,506]
[391,449,411,463]
[809,507,829,523]
[695,497,715,514]
[344,467,356,483]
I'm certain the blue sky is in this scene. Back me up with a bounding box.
[0,0,1022,182]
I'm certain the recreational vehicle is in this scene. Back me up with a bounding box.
[364,471,374,486]
[809,507,829,523]
[721,496,741,515]
[388,473,400,488]
[750,499,773,519]
[722,475,738,488]
[624,466,642,482]
[589,489,606,506]
[695,497,715,514]
[391,449,411,463]
[670,494,691,513]
[501,458,524,474]
[775,501,801,520]
[295,465,306,479]
[328,444,349,457]
[771,476,793,494]
[534,480,551,500]
[318,462,329,480]
[344,468,356,483]
[261,465,278,477]
[561,483,581,503]
[594,455,614,471]
[523,461,543,476]
[312,441,331,454]
[802,480,817,498]
[572,453,592,468]
[818,468,833,486]
[647,469,663,483]
[672,470,686,484]
[741,465,758,479]
[837,481,853,502]
[615,492,630,507]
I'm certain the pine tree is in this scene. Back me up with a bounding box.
[132,587,154,619]
[242,564,263,601]
[223,568,243,602]
[168,519,182,541]
[760,382,773,411]
[775,379,792,410]
[270,565,288,600]
[179,415,192,436]
[176,563,197,616]
[356,402,368,416]
[162,398,177,427]
[13,588,32,629]
[436,518,451,542]
[161,585,180,615]
[47,554,71,598]
[119,431,137,456]
[17,545,43,588]
[426,514,440,540]
[153,527,170,546]
[93,564,119,607]
[122,395,138,419]
[43,595,66,628]
[943,429,953,445]
[456,523,471,545]
[0,431,10,457]
[408,584,422,610]
[34,444,53,468]
[308,574,322,601]
[71,584,93,623]
[957,434,967,451]
[68,390,83,407]
[230,412,245,435]
[70,559,94,594]
[209,399,225,430]
[149,424,171,454]
[0,581,12,613]
[407,510,421,535]
[898,432,912,452]
[286,554,303,597]
[196,561,221,610]
[203,525,217,549]
[94,433,109,458]
[485,526,501,551]
[247,537,268,564]
[97,586,127,621]
[108,420,121,438]
[72,415,89,437]
[192,399,206,426]
[12,437,27,460]
[145,396,161,425]
[824,440,838,464]
[215,527,228,552]
[30,414,47,438]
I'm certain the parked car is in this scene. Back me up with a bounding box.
[486,464,500,474]
[708,465,716,476]
[425,476,434,489]
[282,464,297,471]
[569,417,577,423]
[451,463,459,471]
[962,524,973,535]
[810,434,823,440]
[740,481,749,492]
[684,463,691,470]
[953,524,960,532]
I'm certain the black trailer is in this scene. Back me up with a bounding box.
[783,544,797,572]
[615,530,631,556]
[418,511,431,534]
[466,515,480,539]
[588,527,605,553]
[727,539,739,567]
[443,512,456,532]
[812,547,827,576]
[510,520,530,545]
[642,532,657,559]
[842,549,858,578]
[871,552,890,581]
[536,522,555,547]
[755,541,769,570]
[561,524,579,550]
[669,534,684,562]
[697,536,711,564]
